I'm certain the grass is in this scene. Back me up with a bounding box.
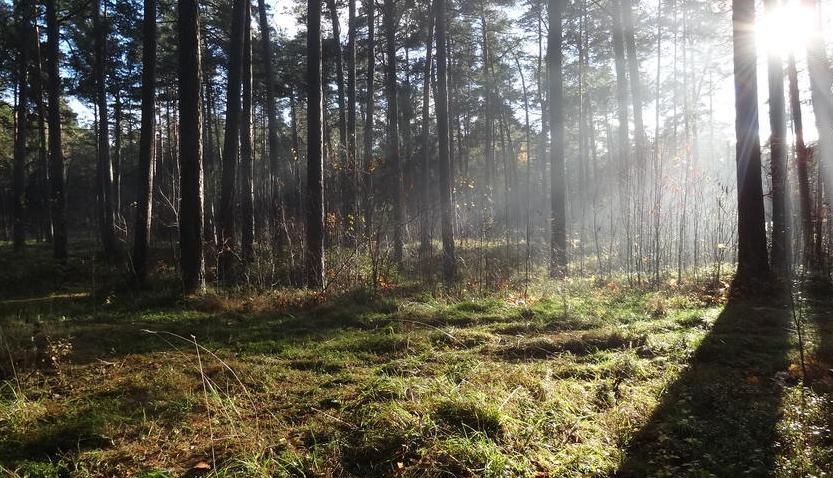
[1,243,832,477]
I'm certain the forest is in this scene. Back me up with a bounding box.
[1,0,833,475]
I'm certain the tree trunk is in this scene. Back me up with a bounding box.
[306,0,325,288]
[363,0,376,237]
[731,0,770,287]
[93,0,116,260]
[787,53,815,266]
[346,0,358,243]
[326,0,349,237]
[548,0,566,276]
[383,0,403,265]
[46,0,66,261]
[240,0,254,265]
[257,0,289,254]
[764,0,788,276]
[419,0,434,260]
[218,0,246,281]
[803,0,833,261]
[622,0,646,280]
[611,0,630,276]
[30,18,50,243]
[13,0,32,252]
[435,0,455,284]
[178,0,205,293]
[133,0,156,283]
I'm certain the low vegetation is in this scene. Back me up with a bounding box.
[1,244,832,477]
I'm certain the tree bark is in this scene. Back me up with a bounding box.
[326,0,349,238]
[732,0,770,287]
[13,0,32,252]
[46,0,67,261]
[257,0,289,253]
[133,0,156,283]
[346,0,358,242]
[622,0,646,280]
[787,53,815,266]
[435,0,455,284]
[306,0,325,288]
[218,0,247,281]
[93,0,116,260]
[419,0,434,259]
[548,0,566,276]
[363,0,376,237]
[383,0,404,265]
[764,0,789,276]
[178,0,205,293]
[240,0,254,264]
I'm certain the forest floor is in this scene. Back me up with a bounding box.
[1,244,832,477]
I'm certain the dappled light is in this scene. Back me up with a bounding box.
[3,0,833,475]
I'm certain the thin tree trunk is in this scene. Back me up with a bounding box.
[363,0,376,237]
[732,0,770,287]
[31,18,51,242]
[218,0,247,281]
[419,0,435,261]
[548,0,566,276]
[346,0,358,243]
[133,0,156,283]
[94,0,116,260]
[257,0,288,255]
[178,0,205,292]
[384,0,403,265]
[765,0,789,275]
[787,53,815,266]
[306,0,325,288]
[46,0,66,261]
[13,0,32,252]
[622,0,646,281]
[327,0,349,237]
[436,0,455,284]
[240,0,254,265]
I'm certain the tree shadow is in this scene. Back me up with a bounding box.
[616,296,792,477]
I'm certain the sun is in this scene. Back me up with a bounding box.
[757,0,815,59]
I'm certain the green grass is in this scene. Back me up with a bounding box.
[1,244,832,477]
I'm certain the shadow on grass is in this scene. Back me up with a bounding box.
[616,297,792,477]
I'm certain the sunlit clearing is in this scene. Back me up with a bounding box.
[757,0,814,59]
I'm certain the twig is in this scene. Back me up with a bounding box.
[193,334,216,470]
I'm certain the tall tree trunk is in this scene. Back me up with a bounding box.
[611,0,630,276]
[622,0,646,280]
[765,0,788,276]
[113,93,122,222]
[257,0,288,254]
[306,0,325,288]
[93,0,116,260]
[240,0,254,265]
[178,0,205,293]
[13,0,32,252]
[732,0,769,287]
[46,0,66,261]
[436,0,455,284]
[803,0,833,256]
[787,53,815,266]
[363,0,376,237]
[133,0,156,283]
[346,0,358,242]
[218,0,246,281]
[327,0,349,237]
[548,0,566,276]
[383,0,403,265]
[419,0,434,260]
[31,18,50,243]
